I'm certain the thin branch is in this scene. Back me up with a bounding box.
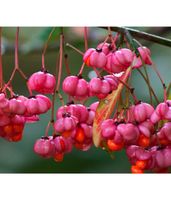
[100,26,171,47]
[42,27,56,71]
[15,27,19,69]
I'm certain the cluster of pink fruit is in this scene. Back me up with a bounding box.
[34,101,98,161]
[33,43,154,164]
[83,42,152,72]
[58,41,171,173]
[0,92,51,142]
[62,43,152,101]
[101,100,171,173]
[2,31,170,174]
[29,69,97,161]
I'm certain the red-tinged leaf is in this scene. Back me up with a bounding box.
[93,67,132,147]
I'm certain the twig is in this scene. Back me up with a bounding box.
[42,27,56,71]
[100,26,171,47]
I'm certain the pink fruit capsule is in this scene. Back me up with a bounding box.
[89,77,102,94]
[28,71,56,94]
[89,77,111,99]
[62,76,89,100]
[25,97,39,115]
[133,46,152,68]
[8,98,26,115]
[75,104,89,123]
[83,48,107,69]
[105,52,125,73]
[62,76,78,96]
[101,119,116,139]
[36,95,52,114]
[114,48,134,67]
[117,123,139,142]
[133,102,154,123]
[150,101,171,123]
[54,115,77,133]
[53,136,72,153]
[34,136,55,158]
[75,78,89,98]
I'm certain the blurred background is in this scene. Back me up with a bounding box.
[0,27,171,173]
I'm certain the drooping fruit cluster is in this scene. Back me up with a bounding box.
[0,92,51,141]
[100,100,171,173]
[83,44,152,72]
[34,101,98,161]
[62,74,119,100]
[62,42,152,101]
[2,27,171,173]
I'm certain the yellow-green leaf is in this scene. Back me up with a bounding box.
[92,67,132,147]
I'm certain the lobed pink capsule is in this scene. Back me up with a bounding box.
[25,95,51,116]
[83,48,107,69]
[76,104,89,123]
[54,115,77,133]
[100,119,116,139]
[126,145,152,167]
[62,76,79,96]
[133,47,152,69]
[33,136,55,158]
[128,102,154,123]
[105,48,134,73]
[53,136,73,153]
[36,95,51,114]
[155,146,171,168]
[89,77,111,99]
[28,71,56,94]
[117,123,139,142]
[62,76,89,100]
[8,98,26,115]
[75,78,89,99]
[114,48,134,67]
[150,101,171,123]
[105,53,125,73]
[25,97,39,115]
